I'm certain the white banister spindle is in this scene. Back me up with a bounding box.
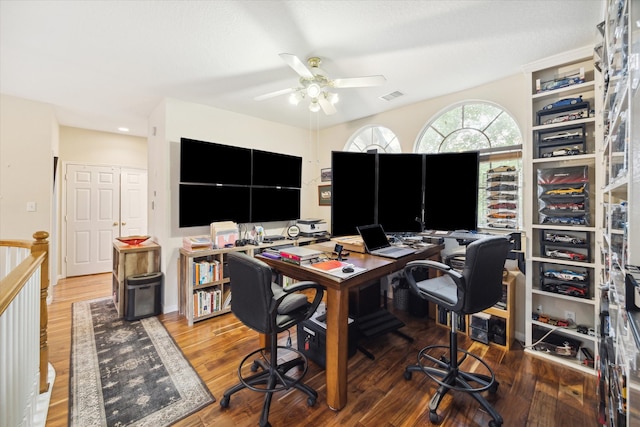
[0,244,42,427]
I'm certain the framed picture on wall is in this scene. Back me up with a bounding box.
[321,168,332,182]
[318,185,331,206]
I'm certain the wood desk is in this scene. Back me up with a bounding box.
[257,240,442,411]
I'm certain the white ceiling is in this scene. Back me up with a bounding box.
[0,1,604,137]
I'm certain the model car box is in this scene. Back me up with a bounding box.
[210,221,239,249]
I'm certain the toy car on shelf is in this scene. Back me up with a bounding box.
[545,249,587,261]
[488,202,517,210]
[541,146,583,158]
[487,193,516,200]
[487,219,516,229]
[487,184,517,192]
[538,75,585,92]
[544,185,585,196]
[487,212,516,219]
[546,202,585,211]
[542,96,583,110]
[542,111,586,125]
[544,233,586,244]
[542,131,582,141]
[488,165,516,173]
[555,284,588,297]
[487,174,516,182]
[543,269,587,282]
[542,216,586,225]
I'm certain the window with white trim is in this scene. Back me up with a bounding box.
[344,125,401,153]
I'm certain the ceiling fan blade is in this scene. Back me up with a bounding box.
[318,97,337,115]
[332,75,386,88]
[279,53,314,79]
[254,87,296,101]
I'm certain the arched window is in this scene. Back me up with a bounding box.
[344,125,401,153]
[416,101,523,230]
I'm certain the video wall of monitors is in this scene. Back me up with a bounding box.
[331,150,479,236]
[179,138,302,227]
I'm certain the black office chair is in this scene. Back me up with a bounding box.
[219,252,324,427]
[403,236,510,427]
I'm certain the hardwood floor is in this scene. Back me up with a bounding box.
[46,273,598,426]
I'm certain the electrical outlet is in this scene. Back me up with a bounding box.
[565,311,576,322]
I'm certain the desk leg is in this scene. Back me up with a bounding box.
[325,286,349,410]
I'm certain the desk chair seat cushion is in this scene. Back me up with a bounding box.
[271,283,308,313]
[415,275,458,306]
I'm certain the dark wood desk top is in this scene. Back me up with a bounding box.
[257,241,443,290]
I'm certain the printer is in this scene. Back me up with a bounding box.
[297,218,328,237]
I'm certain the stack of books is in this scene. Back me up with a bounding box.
[183,235,213,251]
[279,246,323,265]
[192,260,221,285]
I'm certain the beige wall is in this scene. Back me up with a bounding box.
[59,126,147,168]
[0,94,57,240]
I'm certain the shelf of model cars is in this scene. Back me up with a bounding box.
[536,124,588,159]
[527,324,595,373]
[530,319,598,343]
[532,67,593,97]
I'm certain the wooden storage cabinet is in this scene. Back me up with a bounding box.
[524,46,602,374]
[112,240,162,317]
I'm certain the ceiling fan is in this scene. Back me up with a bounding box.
[254,53,386,115]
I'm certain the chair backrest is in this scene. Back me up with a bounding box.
[459,236,510,314]
[227,252,274,333]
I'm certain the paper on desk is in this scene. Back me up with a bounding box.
[307,260,365,278]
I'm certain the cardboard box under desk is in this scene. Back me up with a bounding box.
[335,235,366,253]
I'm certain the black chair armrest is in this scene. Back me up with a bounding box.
[272,281,324,325]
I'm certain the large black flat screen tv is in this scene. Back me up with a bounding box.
[423,151,479,232]
[251,187,301,223]
[331,151,376,237]
[180,138,251,185]
[377,153,424,233]
[252,149,302,188]
[179,184,251,227]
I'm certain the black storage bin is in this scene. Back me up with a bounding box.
[126,272,162,321]
[297,315,358,369]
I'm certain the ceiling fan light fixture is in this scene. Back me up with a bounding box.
[309,101,321,113]
[327,92,339,105]
[307,83,321,98]
[289,92,303,105]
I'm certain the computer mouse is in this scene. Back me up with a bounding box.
[342,266,354,273]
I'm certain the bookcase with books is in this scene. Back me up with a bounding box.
[178,246,252,326]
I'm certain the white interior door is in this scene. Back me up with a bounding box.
[120,168,148,236]
[65,164,120,277]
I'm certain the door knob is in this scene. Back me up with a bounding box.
[113,222,118,226]
[121,222,127,226]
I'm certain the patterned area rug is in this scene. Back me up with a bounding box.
[70,297,214,426]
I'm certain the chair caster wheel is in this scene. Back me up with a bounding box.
[489,421,502,427]
[259,422,271,427]
[429,411,442,424]
[251,362,259,372]
[404,370,412,380]
[220,396,230,408]
[307,397,316,406]
[489,382,499,393]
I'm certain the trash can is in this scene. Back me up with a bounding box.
[125,272,162,321]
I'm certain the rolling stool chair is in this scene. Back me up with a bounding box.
[219,252,324,427]
[403,236,510,427]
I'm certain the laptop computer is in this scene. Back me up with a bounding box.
[356,224,416,259]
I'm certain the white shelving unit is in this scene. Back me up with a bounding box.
[523,46,603,375]
[597,0,640,425]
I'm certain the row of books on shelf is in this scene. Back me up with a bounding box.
[193,288,230,318]
[192,260,221,285]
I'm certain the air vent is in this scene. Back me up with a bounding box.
[379,91,404,101]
